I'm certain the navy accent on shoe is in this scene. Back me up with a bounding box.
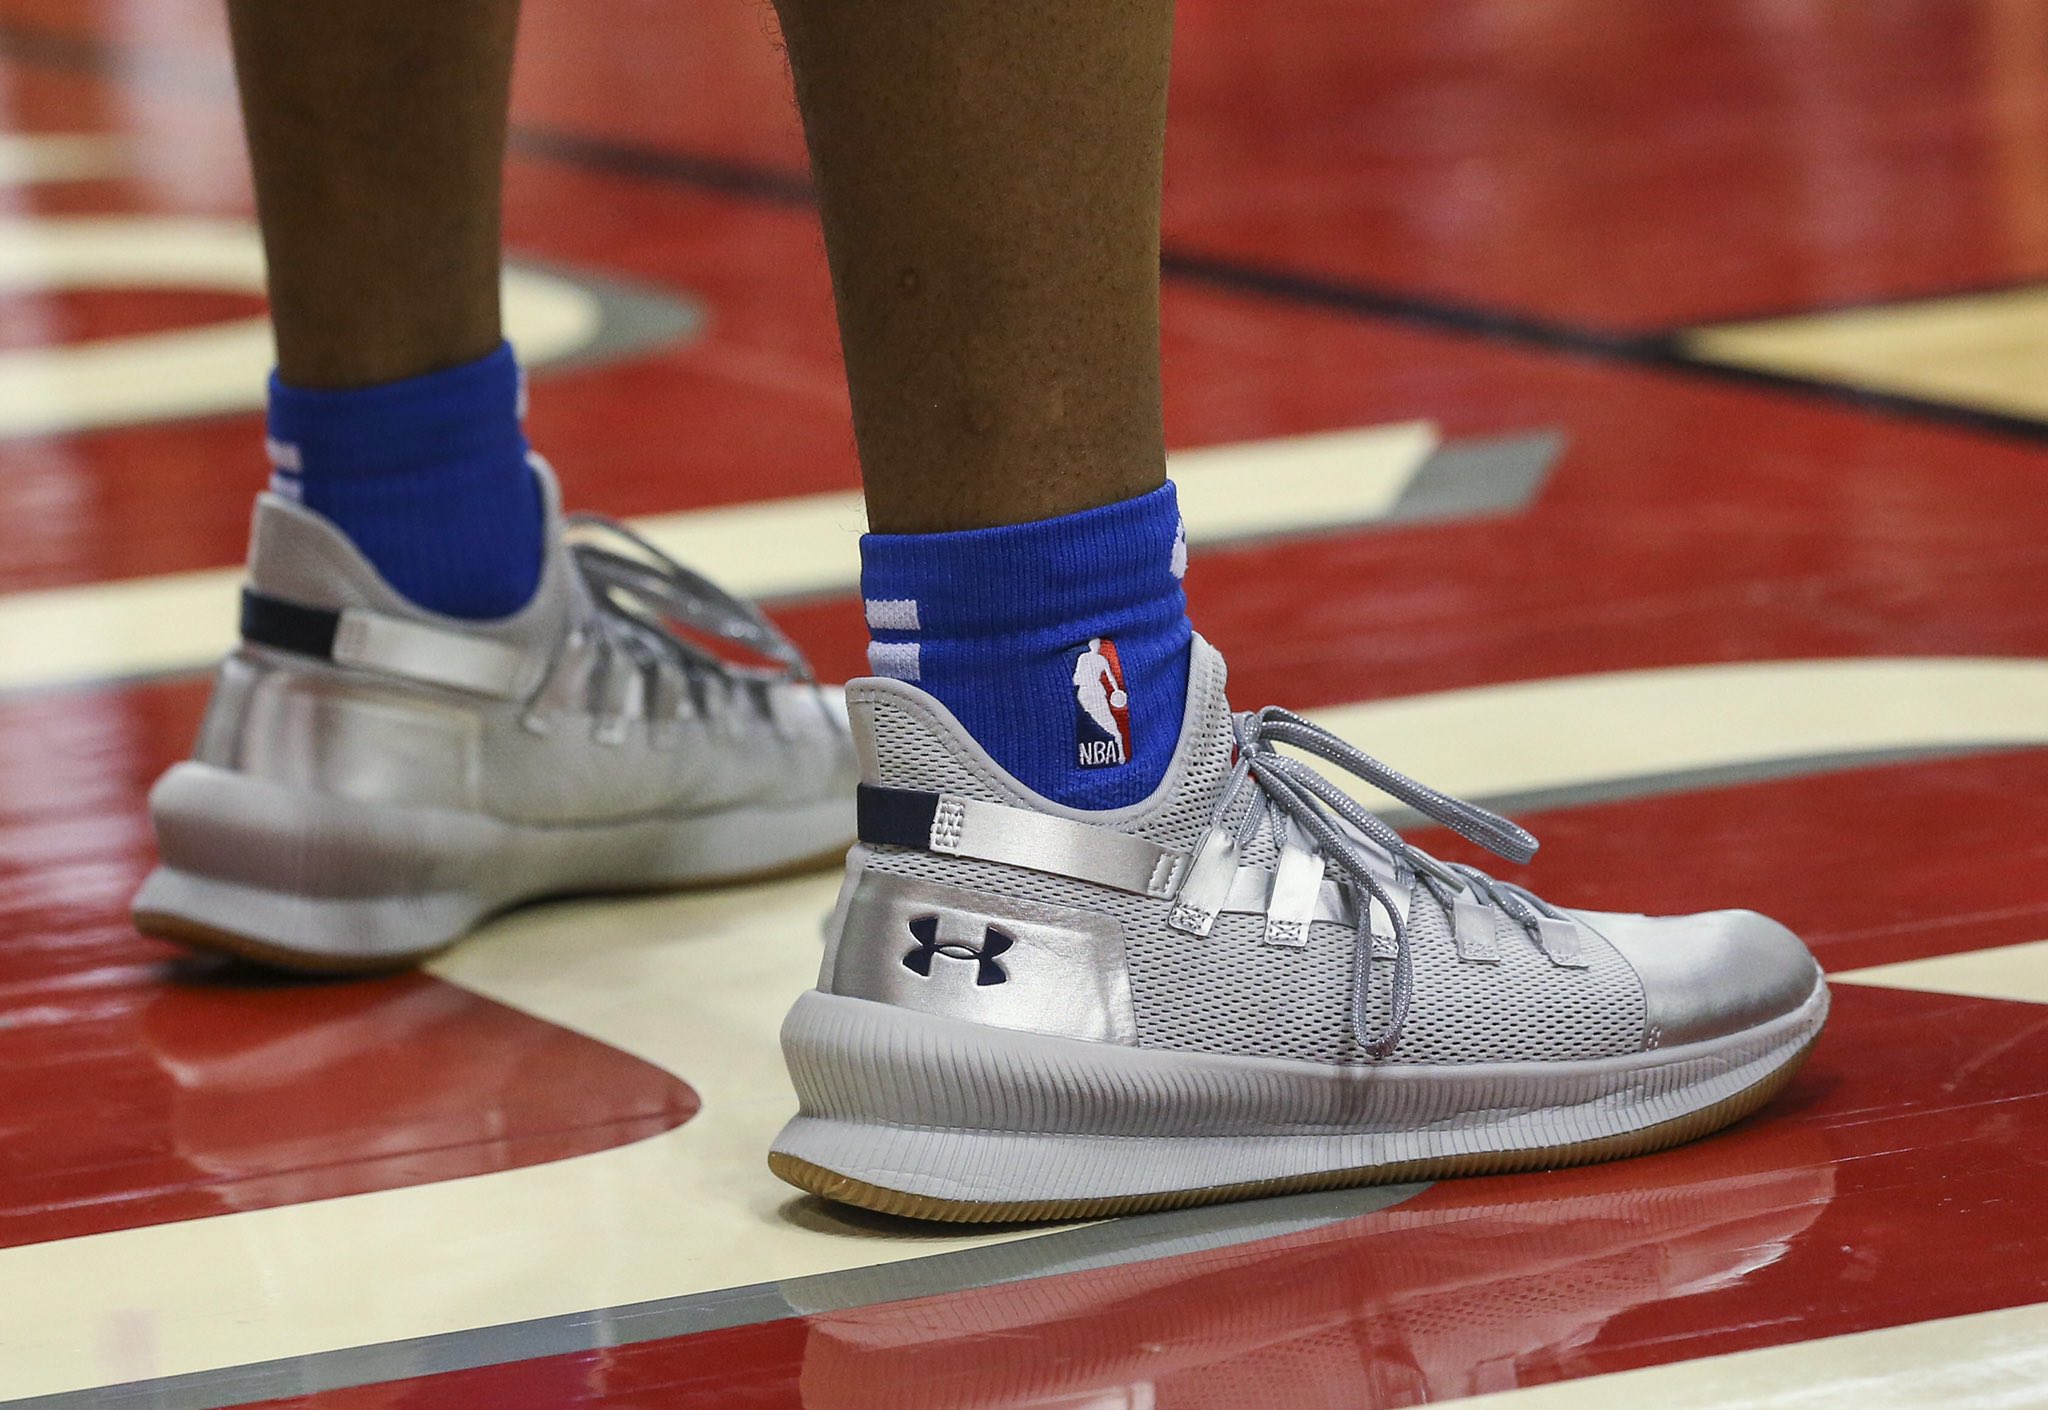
[902,914,1014,986]
[239,590,341,660]
[856,784,943,849]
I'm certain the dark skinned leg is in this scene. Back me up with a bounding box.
[773,0,1176,532]
[226,0,520,389]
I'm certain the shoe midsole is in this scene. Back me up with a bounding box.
[774,982,1829,1201]
[137,762,853,956]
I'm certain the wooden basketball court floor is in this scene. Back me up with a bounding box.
[5,1,2048,1405]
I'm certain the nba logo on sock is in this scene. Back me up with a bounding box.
[1073,637,1132,768]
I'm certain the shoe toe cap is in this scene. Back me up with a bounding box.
[1573,907,1823,1049]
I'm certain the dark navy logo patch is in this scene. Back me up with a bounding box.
[903,914,1015,986]
[1072,636,1132,769]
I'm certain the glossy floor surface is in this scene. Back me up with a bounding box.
[5,2,2048,1406]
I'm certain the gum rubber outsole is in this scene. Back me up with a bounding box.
[130,910,451,976]
[133,841,852,977]
[768,1037,1817,1224]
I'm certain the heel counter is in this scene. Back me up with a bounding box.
[816,844,871,992]
[195,651,483,808]
[844,678,1010,800]
[190,653,263,768]
[824,855,1139,1045]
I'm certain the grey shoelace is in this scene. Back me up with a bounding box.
[1213,706,1562,1058]
[525,515,816,735]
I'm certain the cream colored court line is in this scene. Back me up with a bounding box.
[0,216,601,442]
[1455,1299,2048,1410]
[1314,657,2048,819]
[0,872,1032,1401]
[1834,937,2048,1007]
[6,655,2048,1401]
[0,420,1437,695]
[1688,284,2048,424]
[0,134,131,186]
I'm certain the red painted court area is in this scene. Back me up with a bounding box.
[4,1,2048,1406]
[207,981,2048,1407]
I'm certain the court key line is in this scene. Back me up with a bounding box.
[0,131,128,184]
[0,213,704,443]
[15,30,2048,450]
[6,657,2048,1404]
[0,420,1441,695]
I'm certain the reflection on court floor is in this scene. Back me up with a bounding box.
[5,2,2048,1406]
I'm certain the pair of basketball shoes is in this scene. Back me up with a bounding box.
[134,470,1828,1222]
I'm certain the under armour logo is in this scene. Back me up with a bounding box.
[902,914,1014,986]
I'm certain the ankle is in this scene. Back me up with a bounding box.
[859,482,1192,809]
[265,342,544,619]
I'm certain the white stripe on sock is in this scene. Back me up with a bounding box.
[864,598,920,631]
[265,437,305,500]
[867,641,922,681]
[264,437,302,473]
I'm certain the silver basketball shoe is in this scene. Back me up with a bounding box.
[134,465,856,972]
[771,635,1826,1220]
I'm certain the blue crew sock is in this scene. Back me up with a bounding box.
[860,484,1194,810]
[265,342,544,620]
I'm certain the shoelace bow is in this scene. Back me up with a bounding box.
[1213,706,1562,1058]
[523,514,817,734]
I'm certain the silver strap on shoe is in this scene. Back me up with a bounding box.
[854,785,1405,935]
[1168,830,1239,934]
[331,611,529,697]
[1261,829,1325,948]
[858,786,1187,899]
[240,590,529,699]
[1453,894,1502,964]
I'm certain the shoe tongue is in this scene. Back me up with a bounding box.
[1164,636,1409,883]
[1134,635,1283,859]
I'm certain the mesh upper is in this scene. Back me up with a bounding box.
[848,642,1649,1066]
